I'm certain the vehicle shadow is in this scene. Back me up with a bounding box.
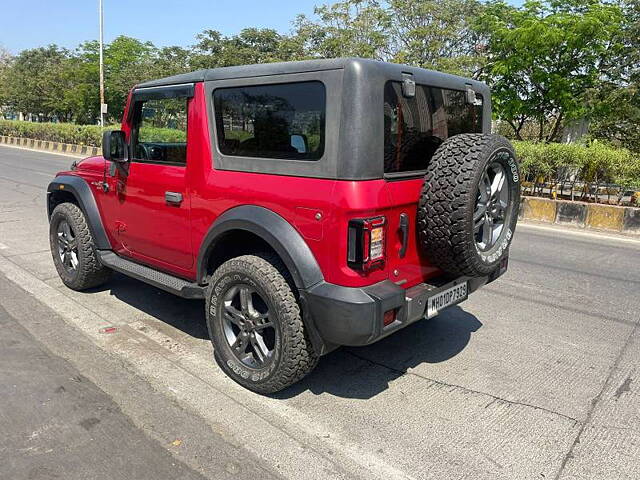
[91,273,209,340]
[275,306,482,400]
[88,273,482,400]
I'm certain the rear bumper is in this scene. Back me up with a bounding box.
[304,263,507,348]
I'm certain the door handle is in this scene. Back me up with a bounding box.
[165,191,183,205]
[399,213,409,258]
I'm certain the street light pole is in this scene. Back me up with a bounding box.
[98,0,105,127]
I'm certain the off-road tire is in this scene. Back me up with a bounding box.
[49,202,112,290]
[206,253,318,394]
[417,134,520,277]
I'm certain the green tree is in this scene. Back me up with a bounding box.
[0,47,13,113]
[475,0,625,141]
[588,0,640,152]
[2,45,74,121]
[293,0,391,59]
[65,38,190,124]
[192,28,298,68]
[153,46,192,77]
[104,36,157,122]
[292,0,483,75]
[60,44,100,124]
[388,0,484,76]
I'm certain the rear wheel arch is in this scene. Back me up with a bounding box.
[196,206,324,291]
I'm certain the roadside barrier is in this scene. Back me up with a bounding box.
[520,197,640,235]
[0,135,99,157]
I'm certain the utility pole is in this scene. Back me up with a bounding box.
[98,0,106,127]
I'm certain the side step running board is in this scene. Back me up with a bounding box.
[97,251,205,299]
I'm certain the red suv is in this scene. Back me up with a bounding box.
[47,58,520,393]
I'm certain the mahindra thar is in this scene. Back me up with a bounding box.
[47,58,520,393]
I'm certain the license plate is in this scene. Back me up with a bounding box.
[426,282,468,318]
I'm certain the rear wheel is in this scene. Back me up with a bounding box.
[206,253,318,394]
[49,202,112,290]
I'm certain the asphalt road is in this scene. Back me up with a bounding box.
[1,144,639,480]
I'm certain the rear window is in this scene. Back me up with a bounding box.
[384,81,483,174]
[213,81,326,161]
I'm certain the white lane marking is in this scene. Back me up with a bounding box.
[519,222,640,245]
[0,243,8,250]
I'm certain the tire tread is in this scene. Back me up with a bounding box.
[50,202,112,290]
[417,133,518,276]
[208,253,318,394]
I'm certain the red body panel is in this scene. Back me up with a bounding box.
[64,83,442,289]
[117,162,192,269]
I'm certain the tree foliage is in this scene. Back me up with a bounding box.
[2,46,74,121]
[191,28,299,68]
[294,0,391,59]
[475,0,626,142]
[587,0,640,152]
[0,0,637,154]
[387,0,483,75]
[293,0,482,75]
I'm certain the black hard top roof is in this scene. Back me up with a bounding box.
[135,57,477,89]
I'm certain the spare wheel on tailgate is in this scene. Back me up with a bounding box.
[417,133,521,277]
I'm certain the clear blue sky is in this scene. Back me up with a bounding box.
[0,0,324,54]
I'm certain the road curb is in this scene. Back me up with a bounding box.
[0,135,99,157]
[519,197,640,235]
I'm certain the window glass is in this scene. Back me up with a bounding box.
[384,81,483,174]
[213,81,326,160]
[133,98,188,164]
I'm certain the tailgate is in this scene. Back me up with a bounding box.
[384,178,442,289]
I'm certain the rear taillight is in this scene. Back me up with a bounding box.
[347,216,386,272]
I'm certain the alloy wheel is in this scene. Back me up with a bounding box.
[474,161,510,251]
[57,220,79,272]
[221,284,276,368]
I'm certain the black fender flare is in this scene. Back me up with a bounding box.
[196,205,324,290]
[47,175,111,250]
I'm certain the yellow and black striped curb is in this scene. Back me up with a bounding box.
[0,135,99,157]
[520,197,640,235]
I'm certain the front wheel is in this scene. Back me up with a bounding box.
[206,253,318,394]
[49,202,112,290]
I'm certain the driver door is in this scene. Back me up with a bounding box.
[116,87,193,272]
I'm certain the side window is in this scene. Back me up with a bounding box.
[132,97,188,165]
[384,81,483,174]
[213,81,326,161]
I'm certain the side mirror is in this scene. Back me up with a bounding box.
[290,134,308,154]
[102,130,128,163]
